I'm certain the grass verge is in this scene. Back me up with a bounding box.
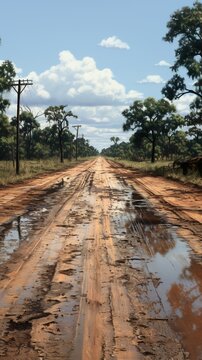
[110,158,202,187]
[0,158,86,186]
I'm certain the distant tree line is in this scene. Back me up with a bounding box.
[0,106,99,162]
[101,123,201,162]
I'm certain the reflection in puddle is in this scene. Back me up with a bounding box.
[129,190,202,359]
[0,184,68,265]
[0,209,48,264]
[148,233,202,359]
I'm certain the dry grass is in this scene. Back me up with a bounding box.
[0,158,82,186]
[111,158,202,187]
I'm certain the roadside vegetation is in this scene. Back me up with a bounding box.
[0,158,94,186]
[108,158,202,187]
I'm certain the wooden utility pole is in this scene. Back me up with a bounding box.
[11,79,33,175]
[72,125,81,160]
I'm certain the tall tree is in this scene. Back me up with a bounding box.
[162,1,202,100]
[0,60,16,113]
[122,97,178,163]
[44,105,77,162]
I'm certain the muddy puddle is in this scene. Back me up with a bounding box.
[0,185,66,265]
[127,189,202,359]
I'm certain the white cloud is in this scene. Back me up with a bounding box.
[155,60,171,67]
[173,94,196,115]
[6,50,143,151]
[15,50,142,107]
[71,105,126,127]
[77,123,131,151]
[35,84,50,99]
[138,75,165,84]
[99,36,130,50]
[53,105,130,151]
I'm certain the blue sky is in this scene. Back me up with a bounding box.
[1,0,196,151]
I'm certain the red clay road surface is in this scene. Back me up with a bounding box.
[0,157,201,360]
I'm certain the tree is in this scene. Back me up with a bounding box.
[20,111,40,159]
[122,97,177,163]
[76,136,99,158]
[44,105,77,162]
[162,1,202,100]
[129,131,151,161]
[110,136,120,145]
[162,113,185,159]
[0,40,16,163]
[186,97,202,127]
[101,141,131,159]
[11,110,41,159]
[0,114,15,161]
[0,60,16,113]
[185,98,202,156]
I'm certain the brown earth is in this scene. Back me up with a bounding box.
[0,157,201,360]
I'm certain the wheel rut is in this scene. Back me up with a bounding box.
[0,157,201,359]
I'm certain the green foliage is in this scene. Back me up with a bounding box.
[163,1,202,78]
[0,60,15,92]
[162,1,202,100]
[0,108,98,163]
[122,97,180,162]
[0,115,14,160]
[110,136,120,145]
[0,60,16,113]
[162,74,187,100]
[76,137,99,158]
[11,110,40,159]
[186,96,202,129]
[101,141,131,159]
[44,105,77,163]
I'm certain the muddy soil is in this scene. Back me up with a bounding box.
[0,157,201,360]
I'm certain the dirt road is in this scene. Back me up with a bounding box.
[0,157,202,360]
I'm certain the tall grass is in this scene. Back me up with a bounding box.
[0,158,82,186]
[110,158,202,187]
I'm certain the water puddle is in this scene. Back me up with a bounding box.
[128,190,202,359]
[0,209,48,264]
[0,186,67,265]
[147,231,202,359]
